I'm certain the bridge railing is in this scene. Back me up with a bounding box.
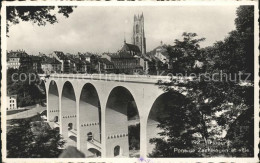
[38,73,194,83]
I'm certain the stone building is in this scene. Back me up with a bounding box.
[120,40,150,74]
[102,52,142,74]
[154,45,169,64]
[7,51,22,69]
[6,94,17,110]
[41,57,62,74]
[66,54,78,73]
[74,57,90,73]
[30,55,43,73]
[7,50,32,70]
[96,58,115,74]
[121,40,141,56]
[49,51,69,73]
[78,52,92,62]
[132,13,146,54]
[136,55,150,74]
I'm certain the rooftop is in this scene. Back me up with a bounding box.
[98,58,114,65]
[109,51,135,59]
[42,57,61,64]
[121,42,141,53]
[7,51,29,58]
[53,51,68,60]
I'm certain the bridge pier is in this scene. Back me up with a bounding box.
[101,100,107,158]
[76,97,80,151]
[105,90,130,157]
[47,81,59,124]
[140,117,148,157]
[58,91,62,134]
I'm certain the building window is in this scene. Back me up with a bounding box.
[68,123,73,131]
[114,145,121,157]
[54,116,58,123]
[87,132,93,141]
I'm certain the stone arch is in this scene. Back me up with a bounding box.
[48,80,59,123]
[68,135,77,142]
[146,91,190,156]
[61,81,77,147]
[79,83,101,157]
[88,148,101,157]
[105,86,140,157]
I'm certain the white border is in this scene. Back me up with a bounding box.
[1,1,259,163]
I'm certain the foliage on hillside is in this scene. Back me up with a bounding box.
[7,68,46,107]
[150,6,254,157]
[129,124,140,150]
[7,116,65,158]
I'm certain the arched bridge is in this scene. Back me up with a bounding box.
[40,74,189,158]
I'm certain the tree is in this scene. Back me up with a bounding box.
[129,124,140,150]
[7,68,46,107]
[7,117,65,158]
[235,6,254,79]
[152,6,254,157]
[166,32,205,74]
[225,106,254,157]
[148,91,204,157]
[7,119,34,158]
[7,6,75,34]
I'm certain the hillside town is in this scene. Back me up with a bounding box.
[7,42,172,75]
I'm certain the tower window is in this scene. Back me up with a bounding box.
[136,24,139,33]
[136,37,139,43]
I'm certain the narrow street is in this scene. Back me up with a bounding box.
[7,105,46,120]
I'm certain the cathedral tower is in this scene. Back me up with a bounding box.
[132,13,146,54]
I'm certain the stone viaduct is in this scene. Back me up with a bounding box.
[40,74,186,158]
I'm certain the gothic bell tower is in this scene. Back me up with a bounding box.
[132,13,146,54]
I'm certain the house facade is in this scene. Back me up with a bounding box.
[6,95,17,110]
[41,57,62,74]
[7,50,32,70]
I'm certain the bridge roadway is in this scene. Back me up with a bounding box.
[39,73,190,158]
[41,73,175,83]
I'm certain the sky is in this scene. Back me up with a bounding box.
[7,5,239,55]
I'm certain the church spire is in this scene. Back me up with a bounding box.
[132,13,146,54]
[134,15,137,21]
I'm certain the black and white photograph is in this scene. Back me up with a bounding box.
[1,1,259,162]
